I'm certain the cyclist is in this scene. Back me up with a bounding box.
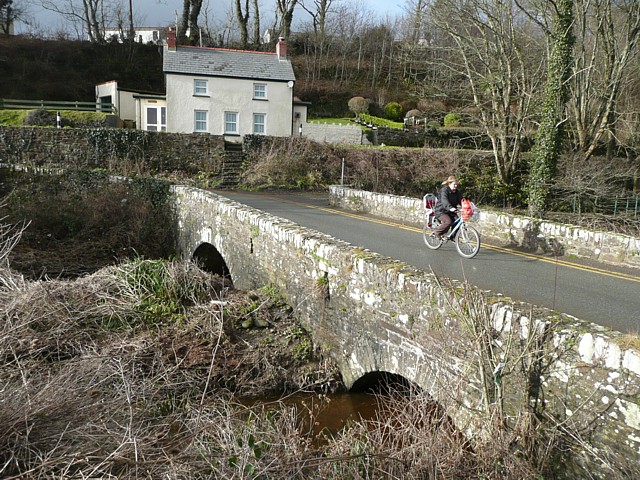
[434,175,462,239]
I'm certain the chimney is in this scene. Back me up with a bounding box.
[276,37,287,60]
[167,27,176,51]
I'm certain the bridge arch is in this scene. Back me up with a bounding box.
[351,371,420,395]
[192,242,232,281]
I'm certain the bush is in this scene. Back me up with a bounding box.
[347,96,370,118]
[24,109,73,128]
[418,99,448,113]
[4,170,176,278]
[360,113,404,129]
[444,113,462,127]
[384,101,404,122]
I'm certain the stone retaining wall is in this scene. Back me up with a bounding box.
[0,126,225,175]
[302,122,365,145]
[329,185,640,269]
[173,185,640,478]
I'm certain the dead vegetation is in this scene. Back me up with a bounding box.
[0,254,341,479]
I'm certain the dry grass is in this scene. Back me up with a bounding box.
[0,254,550,479]
[0,248,339,479]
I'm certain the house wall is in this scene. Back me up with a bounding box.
[95,81,137,122]
[95,82,118,110]
[103,27,163,44]
[166,74,293,137]
[292,104,307,134]
[117,90,136,123]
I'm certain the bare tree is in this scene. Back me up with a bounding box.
[402,0,428,45]
[275,0,298,40]
[515,0,575,215]
[180,0,204,45]
[428,0,544,187]
[252,0,261,45]
[298,0,341,82]
[568,0,640,161]
[41,0,112,42]
[235,0,250,48]
[300,0,339,40]
[0,0,22,34]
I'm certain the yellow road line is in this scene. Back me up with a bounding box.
[224,192,640,284]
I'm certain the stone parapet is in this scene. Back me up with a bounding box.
[329,185,640,269]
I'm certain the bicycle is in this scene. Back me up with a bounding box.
[421,193,481,258]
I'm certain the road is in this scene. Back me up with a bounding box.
[213,190,640,334]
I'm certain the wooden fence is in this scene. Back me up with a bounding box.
[0,99,116,114]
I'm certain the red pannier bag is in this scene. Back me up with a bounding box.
[461,198,473,221]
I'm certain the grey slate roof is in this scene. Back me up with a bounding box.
[163,45,295,82]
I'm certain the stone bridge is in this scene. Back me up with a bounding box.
[172,185,640,477]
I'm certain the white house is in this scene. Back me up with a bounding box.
[102,26,165,44]
[163,28,300,140]
[95,80,166,130]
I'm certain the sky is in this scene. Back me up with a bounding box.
[16,0,406,37]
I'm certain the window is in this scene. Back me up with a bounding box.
[224,111,238,134]
[147,108,157,130]
[195,110,208,132]
[253,83,267,99]
[253,113,266,134]
[145,106,166,131]
[99,95,112,113]
[194,79,208,96]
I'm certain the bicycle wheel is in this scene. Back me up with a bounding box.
[455,224,480,258]
[422,222,443,250]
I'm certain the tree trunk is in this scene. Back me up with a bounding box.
[528,0,574,216]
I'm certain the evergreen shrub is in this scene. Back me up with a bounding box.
[384,102,404,122]
[444,113,462,127]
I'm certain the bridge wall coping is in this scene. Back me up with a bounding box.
[329,185,640,269]
[173,185,640,476]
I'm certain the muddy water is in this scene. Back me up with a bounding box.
[244,392,381,438]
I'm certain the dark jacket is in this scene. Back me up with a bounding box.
[435,185,463,218]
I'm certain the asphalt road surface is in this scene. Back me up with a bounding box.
[213,190,640,334]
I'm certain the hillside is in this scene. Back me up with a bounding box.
[0,36,394,117]
[0,36,165,100]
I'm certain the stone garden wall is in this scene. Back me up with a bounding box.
[0,126,225,175]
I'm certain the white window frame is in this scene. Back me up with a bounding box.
[224,111,238,134]
[195,110,208,132]
[253,83,267,100]
[194,79,208,96]
[253,113,266,135]
[145,105,166,131]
